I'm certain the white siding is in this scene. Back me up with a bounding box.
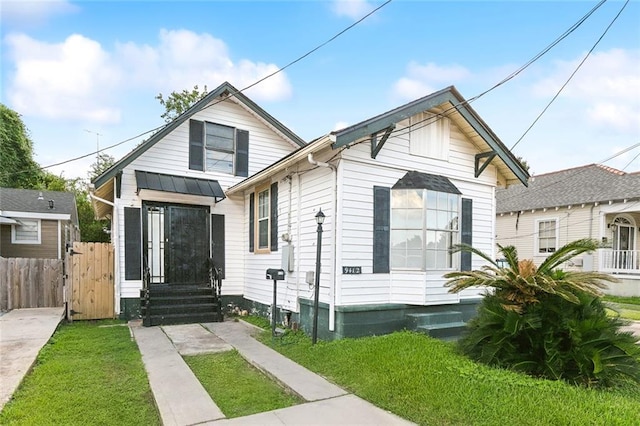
[115,96,297,299]
[334,113,498,306]
[243,167,335,311]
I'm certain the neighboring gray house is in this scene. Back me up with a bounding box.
[92,82,529,339]
[0,188,80,259]
[496,164,640,296]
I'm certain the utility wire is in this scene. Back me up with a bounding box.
[496,140,640,206]
[1,0,393,180]
[510,0,629,150]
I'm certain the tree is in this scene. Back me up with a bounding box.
[155,85,208,123]
[89,153,115,181]
[444,239,640,388]
[0,104,43,188]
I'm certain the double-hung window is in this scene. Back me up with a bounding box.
[189,119,249,177]
[257,185,270,250]
[12,219,41,244]
[537,219,557,254]
[205,123,235,174]
[249,182,278,254]
[391,189,460,270]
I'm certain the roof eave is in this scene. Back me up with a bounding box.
[93,81,306,190]
[330,86,529,187]
[226,136,332,195]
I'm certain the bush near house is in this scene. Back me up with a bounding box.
[445,238,640,388]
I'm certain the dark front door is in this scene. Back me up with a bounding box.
[144,203,210,286]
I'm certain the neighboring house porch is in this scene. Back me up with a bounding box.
[496,164,640,296]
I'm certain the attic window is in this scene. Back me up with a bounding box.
[409,112,450,161]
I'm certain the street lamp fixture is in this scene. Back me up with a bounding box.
[312,208,325,344]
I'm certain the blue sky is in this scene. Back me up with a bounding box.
[1,0,639,181]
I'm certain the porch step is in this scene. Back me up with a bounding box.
[416,321,467,340]
[148,303,221,316]
[141,285,223,327]
[147,312,223,326]
[406,311,467,341]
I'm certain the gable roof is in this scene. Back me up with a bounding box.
[228,86,529,194]
[93,81,306,189]
[0,187,78,224]
[332,86,529,187]
[496,164,640,213]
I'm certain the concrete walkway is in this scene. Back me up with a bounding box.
[0,307,64,410]
[131,320,414,426]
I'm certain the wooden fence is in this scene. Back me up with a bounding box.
[0,257,64,311]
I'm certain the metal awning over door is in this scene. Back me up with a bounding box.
[135,170,225,202]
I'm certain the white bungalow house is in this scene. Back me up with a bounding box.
[496,164,640,297]
[92,81,528,339]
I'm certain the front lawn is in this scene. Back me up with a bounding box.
[0,321,160,425]
[263,330,640,425]
[604,295,640,320]
[184,350,302,418]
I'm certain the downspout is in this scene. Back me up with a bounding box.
[307,153,338,332]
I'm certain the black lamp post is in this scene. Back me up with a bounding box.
[312,208,325,345]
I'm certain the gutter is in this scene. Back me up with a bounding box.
[307,153,338,332]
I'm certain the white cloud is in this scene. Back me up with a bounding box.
[531,48,640,133]
[5,33,122,123]
[4,29,292,123]
[1,0,78,27]
[391,61,471,100]
[331,0,375,20]
[113,28,292,101]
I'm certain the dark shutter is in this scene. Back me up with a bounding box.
[270,182,278,252]
[189,120,204,171]
[124,207,142,280]
[235,129,249,177]
[249,193,255,252]
[461,198,473,271]
[211,214,225,279]
[373,186,390,273]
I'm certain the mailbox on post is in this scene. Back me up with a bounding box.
[266,268,285,280]
[266,268,285,336]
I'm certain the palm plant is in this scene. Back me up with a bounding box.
[445,238,617,312]
[444,238,640,388]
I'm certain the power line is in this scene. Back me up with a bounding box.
[332,0,610,152]
[510,0,630,150]
[11,0,598,178]
[2,0,393,180]
[496,140,640,206]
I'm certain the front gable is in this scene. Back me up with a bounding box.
[331,86,529,188]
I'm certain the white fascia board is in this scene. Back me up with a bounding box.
[0,210,71,221]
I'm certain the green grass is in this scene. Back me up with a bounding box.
[238,315,271,330]
[604,296,640,321]
[262,330,640,425]
[603,295,640,306]
[184,350,302,418]
[0,321,160,425]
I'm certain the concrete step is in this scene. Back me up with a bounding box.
[146,312,223,326]
[417,321,467,340]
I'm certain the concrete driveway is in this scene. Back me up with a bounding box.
[0,307,64,410]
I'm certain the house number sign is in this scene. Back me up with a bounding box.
[342,266,362,274]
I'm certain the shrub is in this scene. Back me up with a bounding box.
[445,239,640,388]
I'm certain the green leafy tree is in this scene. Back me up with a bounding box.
[156,85,208,123]
[0,104,43,188]
[445,239,640,388]
[89,153,115,180]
